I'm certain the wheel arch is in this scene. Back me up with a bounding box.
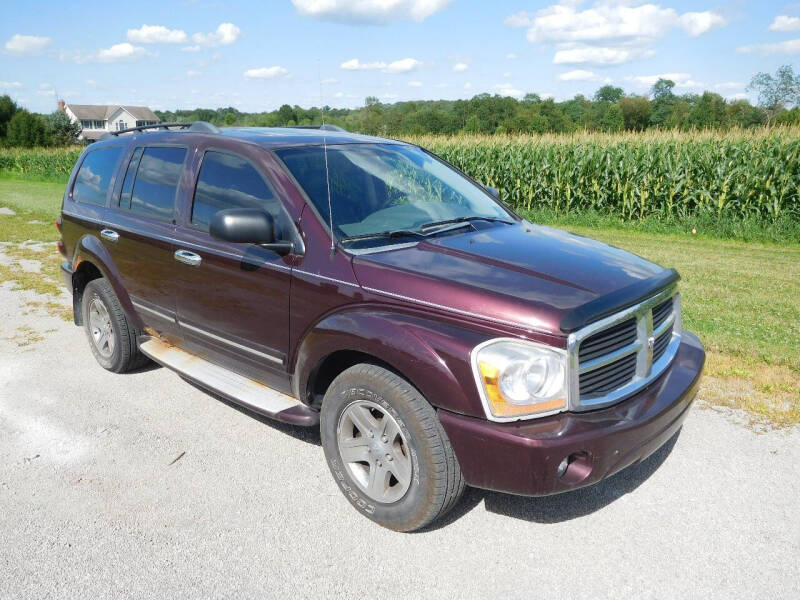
[292,307,488,418]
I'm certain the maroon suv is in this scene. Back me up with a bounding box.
[58,122,705,531]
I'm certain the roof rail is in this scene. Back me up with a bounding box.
[100,121,221,140]
[287,124,346,132]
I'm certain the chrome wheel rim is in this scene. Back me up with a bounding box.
[88,297,115,358]
[336,400,412,504]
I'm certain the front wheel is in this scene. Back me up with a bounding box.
[321,364,465,532]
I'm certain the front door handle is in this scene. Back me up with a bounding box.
[100,229,119,243]
[174,249,202,267]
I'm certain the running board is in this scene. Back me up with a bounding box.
[139,338,319,427]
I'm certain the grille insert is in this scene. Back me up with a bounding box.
[652,326,673,364]
[652,297,673,330]
[578,318,637,363]
[579,353,637,396]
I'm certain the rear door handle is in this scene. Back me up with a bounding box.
[174,249,202,267]
[100,229,119,243]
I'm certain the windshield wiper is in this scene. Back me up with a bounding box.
[420,215,514,232]
[340,229,428,244]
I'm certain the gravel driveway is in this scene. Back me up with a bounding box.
[1,283,798,599]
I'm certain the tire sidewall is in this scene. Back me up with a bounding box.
[82,282,123,372]
[321,368,439,531]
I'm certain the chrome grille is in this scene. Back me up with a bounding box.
[567,287,681,411]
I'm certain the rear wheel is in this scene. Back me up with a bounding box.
[321,364,465,532]
[82,278,149,373]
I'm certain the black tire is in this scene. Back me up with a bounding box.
[81,278,149,373]
[321,364,465,532]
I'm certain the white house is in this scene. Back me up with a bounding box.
[59,101,159,142]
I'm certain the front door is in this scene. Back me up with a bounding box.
[171,149,294,391]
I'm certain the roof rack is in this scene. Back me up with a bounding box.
[287,124,346,132]
[100,121,220,140]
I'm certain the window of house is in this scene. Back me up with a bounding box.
[191,151,285,236]
[94,120,104,129]
[72,147,124,206]
[80,120,92,129]
[136,120,157,127]
[126,146,186,221]
[116,121,128,131]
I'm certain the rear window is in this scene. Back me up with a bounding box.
[127,146,187,221]
[72,147,124,206]
[191,151,285,235]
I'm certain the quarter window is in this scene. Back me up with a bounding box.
[72,146,124,206]
[126,146,186,221]
[191,151,285,236]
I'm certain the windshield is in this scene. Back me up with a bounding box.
[276,143,514,247]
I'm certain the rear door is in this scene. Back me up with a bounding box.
[171,147,294,390]
[104,144,189,335]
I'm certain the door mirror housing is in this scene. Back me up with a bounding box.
[485,185,500,198]
[209,208,294,255]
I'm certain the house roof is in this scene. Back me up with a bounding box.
[66,104,159,122]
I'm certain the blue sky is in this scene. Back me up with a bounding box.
[0,0,793,114]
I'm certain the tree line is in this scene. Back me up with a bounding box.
[1,66,799,147]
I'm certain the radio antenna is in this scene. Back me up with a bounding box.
[318,60,335,256]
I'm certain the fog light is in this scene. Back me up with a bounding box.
[556,451,593,485]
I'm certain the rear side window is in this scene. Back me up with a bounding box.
[128,146,187,221]
[191,151,285,235]
[72,147,124,206]
[119,147,144,210]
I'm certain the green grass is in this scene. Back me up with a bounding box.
[1,177,797,426]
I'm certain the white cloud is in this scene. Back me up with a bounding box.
[453,62,468,72]
[341,58,386,70]
[384,58,422,73]
[408,80,422,87]
[770,15,800,32]
[321,77,339,84]
[95,43,148,63]
[127,24,187,44]
[506,2,726,65]
[244,66,289,79]
[37,88,56,97]
[4,34,52,56]
[341,57,421,73]
[558,69,599,81]
[714,81,743,92]
[726,92,749,101]
[464,82,472,89]
[678,12,726,37]
[292,0,451,24]
[627,72,703,89]
[0,81,23,88]
[187,70,202,78]
[505,53,518,59]
[554,46,654,65]
[181,45,201,52]
[192,23,241,47]
[493,83,523,98]
[737,39,800,55]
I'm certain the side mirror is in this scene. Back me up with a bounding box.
[209,208,294,254]
[485,185,500,198]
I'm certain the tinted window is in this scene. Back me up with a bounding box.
[129,146,186,221]
[119,147,143,210]
[72,147,124,206]
[191,151,285,236]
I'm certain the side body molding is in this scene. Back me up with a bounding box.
[71,234,142,329]
[292,307,493,418]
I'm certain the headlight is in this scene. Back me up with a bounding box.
[472,339,568,421]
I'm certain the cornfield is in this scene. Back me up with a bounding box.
[407,128,800,221]
[1,127,799,221]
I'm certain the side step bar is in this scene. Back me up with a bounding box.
[139,338,319,427]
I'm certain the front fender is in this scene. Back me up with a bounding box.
[72,234,142,328]
[293,307,492,418]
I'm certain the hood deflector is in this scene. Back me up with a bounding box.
[559,268,680,333]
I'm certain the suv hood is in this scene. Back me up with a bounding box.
[351,222,668,335]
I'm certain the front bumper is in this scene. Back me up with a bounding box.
[438,331,705,497]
